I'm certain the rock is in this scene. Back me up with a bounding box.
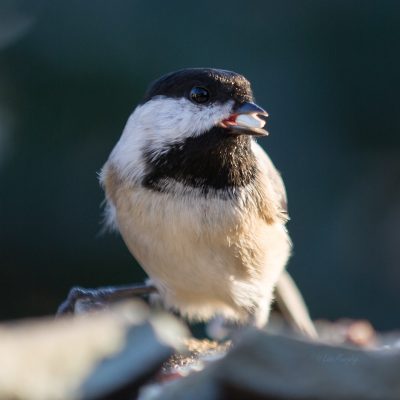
[0,301,188,400]
[156,329,400,400]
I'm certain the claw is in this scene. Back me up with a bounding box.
[56,283,158,316]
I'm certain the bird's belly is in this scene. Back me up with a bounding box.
[115,186,290,321]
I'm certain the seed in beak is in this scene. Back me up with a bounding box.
[236,113,266,129]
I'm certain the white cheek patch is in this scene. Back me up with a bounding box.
[143,96,234,140]
[133,96,235,160]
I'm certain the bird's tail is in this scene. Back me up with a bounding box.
[274,270,318,339]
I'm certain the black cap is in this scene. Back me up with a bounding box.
[142,68,254,105]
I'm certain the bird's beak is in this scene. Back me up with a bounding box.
[219,102,269,136]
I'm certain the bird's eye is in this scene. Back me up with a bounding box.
[189,87,210,104]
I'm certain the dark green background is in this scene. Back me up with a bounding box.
[1,1,399,330]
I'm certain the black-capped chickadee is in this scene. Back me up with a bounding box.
[58,68,316,338]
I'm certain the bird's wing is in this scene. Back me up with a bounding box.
[251,142,288,218]
[253,142,317,338]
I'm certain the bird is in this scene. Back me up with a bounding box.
[57,67,316,338]
[95,67,315,335]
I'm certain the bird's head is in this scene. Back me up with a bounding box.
[108,68,268,183]
[139,68,268,141]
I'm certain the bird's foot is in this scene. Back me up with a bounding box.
[56,283,157,316]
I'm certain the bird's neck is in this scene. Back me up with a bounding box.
[142,127,258,194]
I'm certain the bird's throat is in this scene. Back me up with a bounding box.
[142,127,258,194]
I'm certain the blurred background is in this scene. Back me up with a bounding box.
[0,0,399,330]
